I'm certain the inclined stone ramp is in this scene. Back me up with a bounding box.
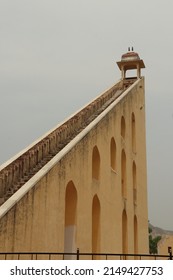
[0,78,136,206]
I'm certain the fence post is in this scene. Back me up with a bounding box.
[168,247,172,260]
[77,248,80,260]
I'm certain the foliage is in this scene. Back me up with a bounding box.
[149,227,162,254]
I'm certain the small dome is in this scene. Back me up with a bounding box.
[121,51,140,62]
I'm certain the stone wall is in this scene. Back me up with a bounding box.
[0,78,148,259]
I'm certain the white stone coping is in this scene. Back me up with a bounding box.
[0,78,142,219]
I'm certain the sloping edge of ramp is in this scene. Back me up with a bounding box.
[0,78,141,219]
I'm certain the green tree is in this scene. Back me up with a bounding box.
[149,227,162,254]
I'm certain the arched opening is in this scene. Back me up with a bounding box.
[110,137,116,171]
[134,215,138,256]
[125,69,138,78]
[133,161,137,204]
[92,195,100,258]
[92,146,100,180]
[121,116,126,139]
[122,209,128,255]
[64,181,77,259]
[132,161,137,189]
[121,149,127,198]
[132,113,136,153]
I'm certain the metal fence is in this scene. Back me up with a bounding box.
[0,249,172,260]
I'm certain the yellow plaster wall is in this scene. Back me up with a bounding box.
[0,78,148,258]
[158,235,173,256]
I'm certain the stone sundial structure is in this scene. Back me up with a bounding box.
[0,50,148,260]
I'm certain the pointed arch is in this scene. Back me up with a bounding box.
[122,209,128,255]
[133,161,137,204]
[110,137,116,170]
[92,195,101,257]
[131,112,136,152]
[134,215,138,255]
[92,145,100,180]
[121,116,126,139]
[132,161,137,189]
[64,181,77,258]
[121,149,127,198]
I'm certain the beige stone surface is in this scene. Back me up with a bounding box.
[158,235,173,256]
[0,78,148,259]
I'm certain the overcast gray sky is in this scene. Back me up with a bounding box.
[0,0,173,230]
